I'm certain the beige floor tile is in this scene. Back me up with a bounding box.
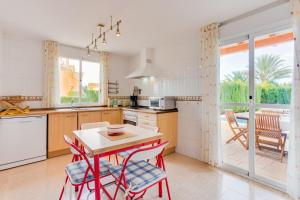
[0,153,291,200]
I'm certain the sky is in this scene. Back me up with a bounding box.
[220,40,294,84]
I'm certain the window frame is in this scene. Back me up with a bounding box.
[58,56,102,107]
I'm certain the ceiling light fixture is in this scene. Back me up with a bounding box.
[86,16,122,55]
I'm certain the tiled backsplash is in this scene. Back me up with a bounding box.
[109,95,202,107]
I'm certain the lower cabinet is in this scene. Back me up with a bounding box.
[47,109,122,158]
[138,112,178,154]
[47,109,176,158]
[102,110,122,124]
[48,112,78,157]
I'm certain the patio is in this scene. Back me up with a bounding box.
[221,118,288,183]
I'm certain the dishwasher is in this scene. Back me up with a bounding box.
[0,115,47,170]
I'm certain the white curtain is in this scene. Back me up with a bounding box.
[42,40,59,108]
[100,51,109,105]
[200,23,222,166]
[287,0,300,199]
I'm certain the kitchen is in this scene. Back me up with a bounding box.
[0,0,299,200]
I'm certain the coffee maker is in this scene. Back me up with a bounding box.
[129,96,138,108]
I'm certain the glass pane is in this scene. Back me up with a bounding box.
[254,107,290,183]
[81,60,100,103]
[220,40,249,104]
[254,30,294,105]
[59,57,80,104]
[221,105,249,171]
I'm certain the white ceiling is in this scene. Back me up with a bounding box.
[0,0,277,55]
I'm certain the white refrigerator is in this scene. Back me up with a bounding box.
[0,115,47,170]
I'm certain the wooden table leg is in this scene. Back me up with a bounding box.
[94,154,101,200]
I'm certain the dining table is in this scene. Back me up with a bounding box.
[73,124,163,200]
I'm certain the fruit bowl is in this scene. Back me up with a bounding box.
[107,125,125,136]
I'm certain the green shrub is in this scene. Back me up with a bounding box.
[221,80,291,112]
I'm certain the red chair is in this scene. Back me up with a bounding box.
[109,141,171,200]
[59,135,112,200]
[117,126,160,163]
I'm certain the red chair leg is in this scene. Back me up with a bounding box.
[76,184,84,200]
[165,178,172,200]
[59,176,69,200]
[115,154,119,165]
[158,180,163,197]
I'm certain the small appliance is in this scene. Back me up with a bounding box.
[129,96,138,108]
[149,96,176,110]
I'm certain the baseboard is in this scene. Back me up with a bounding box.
[164,147,176,156]
[48,149,71,158]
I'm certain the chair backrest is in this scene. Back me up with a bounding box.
[261,109,287,115]
[63,135,94,172]
[225,109,238,127]
[255,113,281,138]
[126,141,169,163]
[81,121,110,130]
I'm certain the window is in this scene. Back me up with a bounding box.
[59,57,101,105]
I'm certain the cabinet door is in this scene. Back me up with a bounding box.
[102,110,122,124]
[157,112,178,149]
[48,113,78,152]
[78,111,102,129]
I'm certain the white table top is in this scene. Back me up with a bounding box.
[73,124,163,155]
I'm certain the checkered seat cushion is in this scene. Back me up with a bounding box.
[66,158,112,185]
[118,148,139,158]
[109,160,166,193]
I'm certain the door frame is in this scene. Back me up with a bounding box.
[219,22,293,191]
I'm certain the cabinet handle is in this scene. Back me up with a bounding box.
[66,115,75,118]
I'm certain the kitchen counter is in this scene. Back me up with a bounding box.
[0,107,121,117]
[122,107,178,114]
[0,106,178,117]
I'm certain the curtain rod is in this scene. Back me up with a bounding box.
[220,0,290,27]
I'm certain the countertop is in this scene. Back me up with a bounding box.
[0,106,178,117]
[122,107,178,114]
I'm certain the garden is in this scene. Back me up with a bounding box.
[221,54,292,112]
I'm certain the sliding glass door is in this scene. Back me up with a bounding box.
[220,37,250,173]
[220,25,294,189]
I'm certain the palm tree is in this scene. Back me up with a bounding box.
[225,70,248,82]
[255,54,292,83]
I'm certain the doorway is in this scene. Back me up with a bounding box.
[219,26,294,189]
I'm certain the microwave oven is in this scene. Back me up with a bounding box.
[149,96,176,110]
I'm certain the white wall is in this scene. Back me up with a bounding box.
[128,38,201,97]
[128,2,293,159]
[0,29,3,96]
[109,54,132,96]
[0,31,131,108]
[220,2,291,41]
[0,31,44,108]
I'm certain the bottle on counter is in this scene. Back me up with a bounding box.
[107,97,111,107]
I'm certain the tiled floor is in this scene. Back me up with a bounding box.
[221,121,287,183]
[0,153,291,200]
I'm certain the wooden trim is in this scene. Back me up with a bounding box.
[48,149,71,158]
[163,147,176,156]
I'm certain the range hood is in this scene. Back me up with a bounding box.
[126,48,156,79]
